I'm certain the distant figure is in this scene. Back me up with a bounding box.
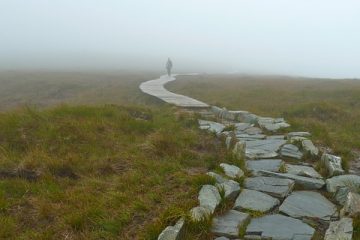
[166,58,173,76]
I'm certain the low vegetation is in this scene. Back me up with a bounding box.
[0,104,233,239]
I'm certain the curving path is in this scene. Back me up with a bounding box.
[139,74,209,108]
[140,74,356,240]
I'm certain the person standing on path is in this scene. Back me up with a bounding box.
[166,58,173,76]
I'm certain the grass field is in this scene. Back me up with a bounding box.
[1,71,360,239]
[0,71,161,111]
[168,74,360,171]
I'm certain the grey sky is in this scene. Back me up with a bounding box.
[0,0,359,78]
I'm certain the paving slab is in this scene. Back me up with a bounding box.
[245,139,286,159]
[234,189,280,213]
[244,176,294,198]
[259,170,325,190]
[245,214,315,240]
[212,210,250,238]
[279,191,338,221]
[285,164,322,179]
[280,144,303,160]
[246,159,283,175]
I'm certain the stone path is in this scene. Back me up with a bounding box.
[139,74,209,108]
[139,75,358,240]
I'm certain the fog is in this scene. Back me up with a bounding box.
[1,0,360,78]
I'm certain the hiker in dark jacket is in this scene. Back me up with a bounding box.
[166,58,173,76]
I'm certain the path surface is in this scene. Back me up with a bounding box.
[140,74,356,240]
[139,74,209,108]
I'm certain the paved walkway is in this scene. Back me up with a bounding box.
[141,74,355,240]
[139,74,209,108]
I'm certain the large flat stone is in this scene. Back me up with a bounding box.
[258,117,290,132]
[244,176,294,198]
[246,159,283,175]
[245,139,286,159]
[259,170,325,190]
[285,164,322,179]
[280,144,303,160]
[245,214,315,240]
[326,175,360,193]
[212,210,250,238]
[220,163,244,179]
[234,189,280,213]
[324,218,353,240]
[234,122,252,131]
[321,153,345,176]
[279,191,338,221]
[198,185,221,213]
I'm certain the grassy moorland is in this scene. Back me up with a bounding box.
[0,72,236,239]
[0,71,161,111]
[169,74,360,171]
[0,104,235,239]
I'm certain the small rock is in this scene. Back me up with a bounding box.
[212,210,249,238]
[236,134,266,141]
[335,187,351,205]
[259,170,325,190]
[198,120,225,134]
[214,237,230,240]
[207,172,227,184]
[243,126,263,135]
[244,176,294,198]
[287,132,311,139]
[321,153,345,176]
[289,136,308,144]
[234,122,252,131]
[279,191,338,221]
[326,175,360,193]
[340,192,360,217]
[302,139,319,156]
[267,135,285,140]
[190,206,211,222]
[324,218,353,240]
[245,214,315,240]
[220,163,244,179]
[216,180,241,200]
[285,164,322,179]
[280,144,303,160]
[234,189,280,213]
[198,185,221,213]
[158,219,184,240]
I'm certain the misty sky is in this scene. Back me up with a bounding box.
[1,0,360,78]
